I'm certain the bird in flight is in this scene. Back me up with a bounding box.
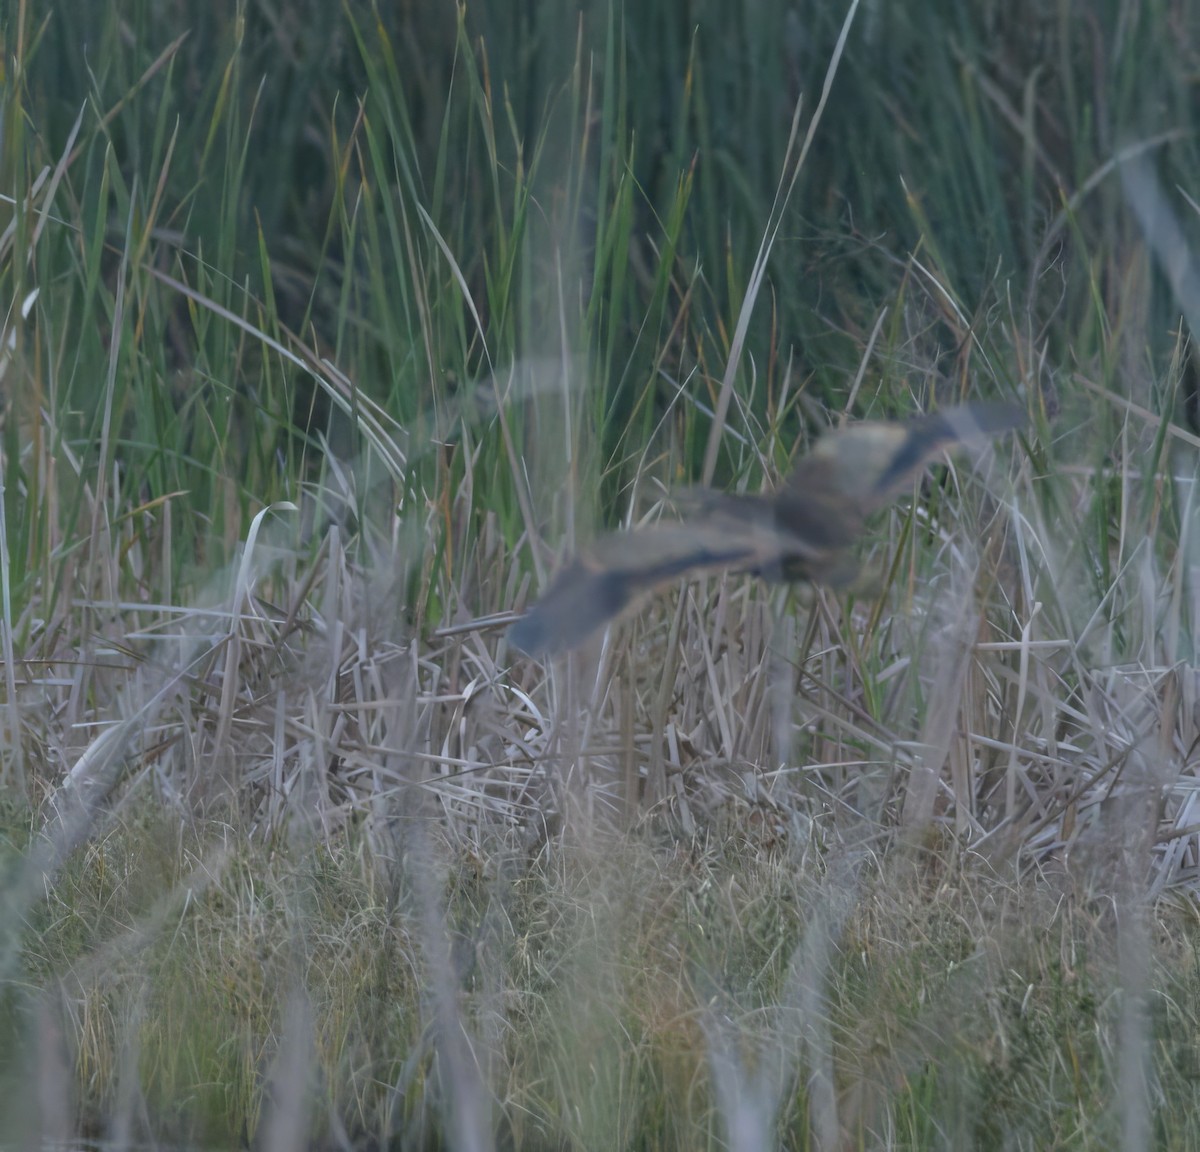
[509,400,1025,655]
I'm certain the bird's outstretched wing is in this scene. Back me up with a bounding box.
[769,399,1027,582]
[509,400,1025,655]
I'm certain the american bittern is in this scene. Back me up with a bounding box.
[509,401,1024,655]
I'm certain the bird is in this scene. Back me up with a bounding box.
[508,400,1025,655]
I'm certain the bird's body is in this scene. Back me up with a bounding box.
[509,401,1025,655]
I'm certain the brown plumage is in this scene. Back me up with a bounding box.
[509,401,1025,655]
